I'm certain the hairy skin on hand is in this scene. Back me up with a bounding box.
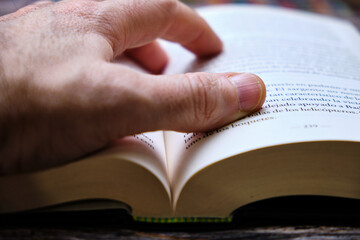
[0,0,265,175]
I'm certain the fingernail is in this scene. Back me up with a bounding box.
[229,73,263,111]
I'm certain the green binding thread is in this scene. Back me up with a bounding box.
[133,216,232,223]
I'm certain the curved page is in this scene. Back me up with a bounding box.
[162,5,360,204]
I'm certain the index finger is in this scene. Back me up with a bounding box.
[161,1,223,57]
[98,0,222,57]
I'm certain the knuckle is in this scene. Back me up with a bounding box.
[184,73,221,125]
[91,1,133,52]
[93,0,179,53]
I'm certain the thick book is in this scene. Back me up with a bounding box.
[0,5,359,223]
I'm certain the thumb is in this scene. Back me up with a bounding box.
[147,72,266,132]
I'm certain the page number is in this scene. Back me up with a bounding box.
[304,124,318,128]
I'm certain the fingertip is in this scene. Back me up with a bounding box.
[152,57,168,74]
[257,75,267,109]
[181,20,223,58]
[163,2,223,58]
[125,42,169,74]
[227,73,266,112]
[194,34,223,58]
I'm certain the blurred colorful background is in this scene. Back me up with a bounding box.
[1,0,360,28]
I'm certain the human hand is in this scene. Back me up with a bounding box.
[0,0,266,175]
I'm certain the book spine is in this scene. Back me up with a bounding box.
[133,216,232,223]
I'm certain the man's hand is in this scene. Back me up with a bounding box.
[0,0,266,175]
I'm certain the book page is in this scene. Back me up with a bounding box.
[108,132,169,194]
[162,5,360,203]
[100,131,170,196]
[0,131,172,214]
[109,59,170,194]
[37,131,171,200]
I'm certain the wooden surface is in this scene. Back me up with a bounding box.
[1,196,360,239]
[1,226,360,239]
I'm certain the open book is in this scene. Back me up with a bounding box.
[0,5,359,223]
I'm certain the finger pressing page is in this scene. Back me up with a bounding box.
[93,61,265,135]
[130,72,264,133]
[125,41,168,74]
[146,72,265,132]
[98,0,222,57]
